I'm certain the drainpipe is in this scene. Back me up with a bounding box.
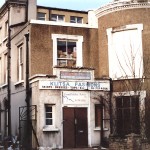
[25,0,29,22]
[24,33,31,149]
[7,3,12,138]
[109,78,113,134]
[100,97,104,147]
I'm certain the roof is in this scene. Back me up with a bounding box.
[37,5,88,14]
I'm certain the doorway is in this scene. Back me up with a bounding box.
[63,107,88,148]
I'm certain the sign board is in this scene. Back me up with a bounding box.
[60,71,91,80]
[88,81,110,91]
[39,81,87,90]
[63,91,89,105]
[39,80,110,91]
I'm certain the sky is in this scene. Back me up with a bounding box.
[0,0,112,10]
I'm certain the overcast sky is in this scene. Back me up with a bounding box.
[0,0,112,10]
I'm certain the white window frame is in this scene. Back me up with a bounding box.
[70,16,83,24]
[18,45,24,81]
[107,24,143,79]
[5,21,8,38]
[45,104,55,126]
[52,34,83,67]
[51,14,65,22]
[37,12,46,21]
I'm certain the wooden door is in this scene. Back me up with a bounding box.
[75,108,88,148]
[63,108,88,148]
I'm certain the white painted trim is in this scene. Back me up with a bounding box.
[30,19,98,29]
[52,34,83,67]
[96,1,150,18]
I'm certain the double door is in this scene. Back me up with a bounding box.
[63,107,88,148]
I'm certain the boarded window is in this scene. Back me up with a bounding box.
[95,104,102,127]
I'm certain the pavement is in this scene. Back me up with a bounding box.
[62,147,108,150]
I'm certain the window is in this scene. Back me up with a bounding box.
[57,39,77,67]
[52,34,83,67]
[51,14,65,22]
[70,16,83,24]
[5,21,8,37]
[18,45,24,81]
[95,104,102,127]
[4,53,7,84]
[45,105,54,125]
[116,96,140,137]
[37,12,46,20]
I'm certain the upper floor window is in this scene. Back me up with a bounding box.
[5,21,8,37]
[70,16,83,24]
[51,14,65,22]
[37,12,46,20]
[57,39,76,67]
[17,45,24,81]
[4,53,7,84]
[52,34,83,67]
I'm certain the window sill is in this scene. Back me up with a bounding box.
[14,80,24,87]
[3,37,8,43]
[94,127,109,131]
[0,83,8,88]
[43,126,59,132]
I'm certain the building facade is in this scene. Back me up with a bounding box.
[96,0,150,149]
[1,0,150,149]
[0,0,110,149]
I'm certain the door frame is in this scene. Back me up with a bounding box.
[61,91,91,148]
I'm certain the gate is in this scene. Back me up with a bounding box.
[19,105,39,149]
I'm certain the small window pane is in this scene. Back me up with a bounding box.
[46,106,52,112]
[46,113,52,118]
[37,12,46,20]
[77,17,82,23]
[51,14,57,21]
[70,16,76,23]
[46,119,52,125]
[58,15,64,21]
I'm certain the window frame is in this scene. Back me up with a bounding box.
[116,96,140,137]
[70,16,83,24]
[5,21,8,38]
[45,104,55,126]
[57,39,77,67]
[18,45,24,82]
[52,34,83,67]
[51,14,65,22]
[37,12,46,21]
[107,24,143,79]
